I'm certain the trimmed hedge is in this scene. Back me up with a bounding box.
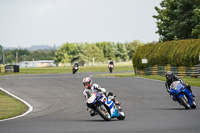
[132,39,200,69]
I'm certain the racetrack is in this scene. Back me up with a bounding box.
[0,72,200,133]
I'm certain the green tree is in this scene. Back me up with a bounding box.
[95,42,116,60]
[153,0,200,42]
[127,40,144,59]
[55,43,78,64]
[0,45,2,63]
[192,8,200,38]
[72,43,89,65]
[115,43,129,61]
[85,43,104,62]
[10,49,30,62]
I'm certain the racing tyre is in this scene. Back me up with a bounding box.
[117,111,125,120]
[109,68,112,73]
[191,101,197,109]
[95,105,111,121]
[179,96,190,109]
[72,69,77,74]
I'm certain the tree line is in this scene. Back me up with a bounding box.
[0,47,55,64]
[0,40,144,65]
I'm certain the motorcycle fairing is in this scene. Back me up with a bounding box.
[170,81,194,106]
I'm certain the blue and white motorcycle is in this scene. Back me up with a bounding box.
[86,92,125,121]
[170,81,197,109]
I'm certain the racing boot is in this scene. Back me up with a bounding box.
[114,99,121,106]
[90,110,97,117]
[108,95,121,106]
[193,94,196,100]
[172,96,176,101]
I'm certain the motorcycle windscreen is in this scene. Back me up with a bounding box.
[170,81,184,95]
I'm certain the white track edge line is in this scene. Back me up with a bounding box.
[0,87,33,122]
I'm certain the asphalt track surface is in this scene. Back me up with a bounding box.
[0,72,200,133]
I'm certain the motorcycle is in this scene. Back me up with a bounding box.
[108,64,114,73]
[72,66,78,74]
[86,92,125,121]
[170,81,197,109]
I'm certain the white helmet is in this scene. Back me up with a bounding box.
[82,77,92,89]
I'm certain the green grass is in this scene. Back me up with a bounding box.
[0,90,28,120]
[95,72,135,77]
[0,64,134,76]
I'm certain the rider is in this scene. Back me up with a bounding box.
[108,60,114,67]
[109,60,114,65]
[165,71,195,98]
[82,77,120,116]
[73,61,79,69]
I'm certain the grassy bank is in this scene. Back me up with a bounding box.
[0,90,28,120]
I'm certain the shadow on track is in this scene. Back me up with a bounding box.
[153,108,198,110]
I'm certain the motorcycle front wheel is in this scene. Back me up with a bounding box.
[117,106,125,120]
[95,104,111,121]
[191,101,197,109]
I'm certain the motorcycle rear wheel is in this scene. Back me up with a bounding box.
[109,68,112,73]
[179,96,190,109]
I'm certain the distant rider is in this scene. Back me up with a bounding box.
[108,60,114,70]
[165,71,195,98]
[73,61,79,69]
[82,77,120,116]
[109,60,114,65]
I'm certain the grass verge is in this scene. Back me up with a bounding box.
[0,64,134,75]
[0,90,28,120]
[95,72,135,77]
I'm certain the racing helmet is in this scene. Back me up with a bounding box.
[166,71,173,81]
[83,77,92,89]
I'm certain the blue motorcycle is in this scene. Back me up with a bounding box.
[86,92,125,121]
[170,81,197,109]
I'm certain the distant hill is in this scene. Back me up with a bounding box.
[28,45,56,51]
[4,45,60,51]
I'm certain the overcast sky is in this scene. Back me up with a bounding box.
[0,0,162,48]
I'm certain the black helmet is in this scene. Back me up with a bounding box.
[166,71,173,80]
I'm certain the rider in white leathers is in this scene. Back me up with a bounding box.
[82,77,120,116]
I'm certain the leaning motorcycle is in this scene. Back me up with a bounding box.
[86,92,125,121]
[72,66,78,74]
[170,81,197,109]
[108,64,114,73]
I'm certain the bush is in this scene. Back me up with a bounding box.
[132,39,200,69]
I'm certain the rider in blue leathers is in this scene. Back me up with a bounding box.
[165,71,195,98]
